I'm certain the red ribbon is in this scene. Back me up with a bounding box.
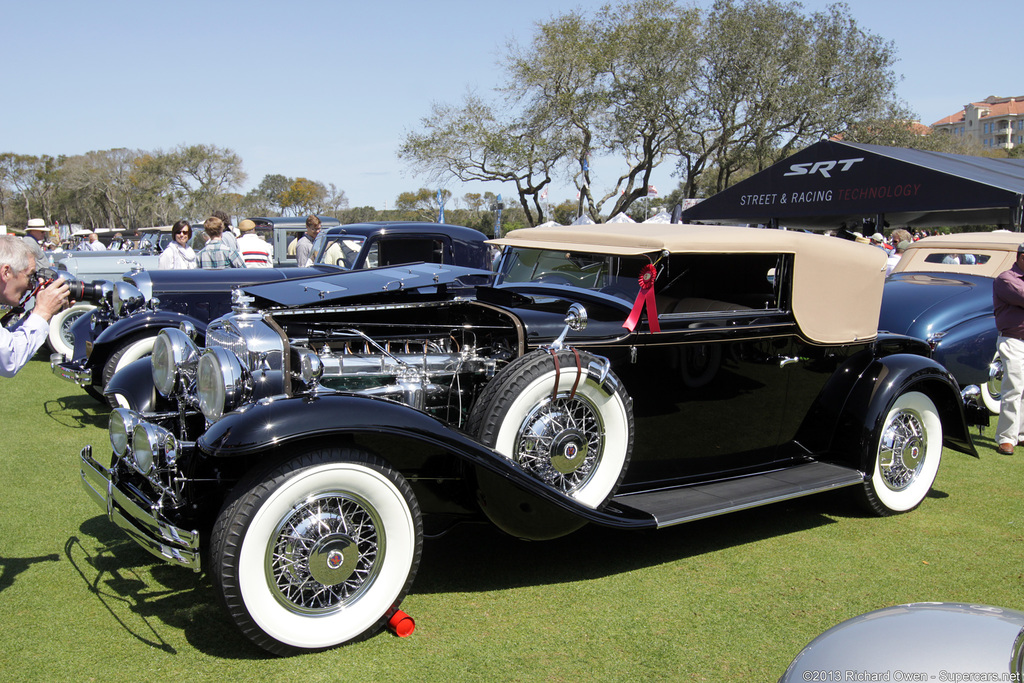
[622,263,660,332]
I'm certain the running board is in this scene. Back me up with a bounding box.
[611,462,864,528]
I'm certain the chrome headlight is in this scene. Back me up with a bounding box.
[109,408,144,456]
[112,281,145,317]
[293,347,324,391]
[95,281,116,314]
[152,328,200,396]
[197,347,251,422]
[130,422,178,475]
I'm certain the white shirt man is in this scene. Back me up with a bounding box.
[0,235,70,377]
[236,219,274,268]
[85,232,106,251]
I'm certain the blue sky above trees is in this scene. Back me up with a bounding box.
[5,0,1018,210]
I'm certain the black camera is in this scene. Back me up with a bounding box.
[60,274,109,303]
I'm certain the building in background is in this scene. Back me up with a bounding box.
[932,95,1024,149]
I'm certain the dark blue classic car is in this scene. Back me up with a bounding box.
[53,222,489,404]
[879,231,1017,414]
[81,223,980,655]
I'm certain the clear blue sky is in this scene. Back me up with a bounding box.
[3,0,1019,211]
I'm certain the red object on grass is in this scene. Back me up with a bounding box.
[387,609,416,637]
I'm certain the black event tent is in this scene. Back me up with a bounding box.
[680,140,1024,231]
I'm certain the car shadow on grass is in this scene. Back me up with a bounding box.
[63,485,941,660]
[67,516,270,660]
[413,495,853,595]
[43,393,110,429]
[0,552,60,593]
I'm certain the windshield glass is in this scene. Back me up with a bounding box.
[137,231,166,252]
[496,247,649,302]
[314,235,366,269]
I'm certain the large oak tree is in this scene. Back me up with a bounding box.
[399,0,908,224]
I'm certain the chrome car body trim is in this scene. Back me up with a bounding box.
[52,356,92,385]
[79,445,201,571]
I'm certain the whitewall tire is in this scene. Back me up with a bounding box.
[468,350,633,508]
[861,391,943,515]
[47,303,94,358]
[101,335,158,388]
[211,449,422,655]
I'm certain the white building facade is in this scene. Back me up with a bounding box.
[932,95,1024,149]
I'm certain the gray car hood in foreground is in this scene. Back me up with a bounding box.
[780,602,1024,681]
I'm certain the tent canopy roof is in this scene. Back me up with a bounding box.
[681,140,1024,230]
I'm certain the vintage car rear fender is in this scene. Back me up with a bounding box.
[830,353,977,467]
[930,316,999,387]
[196,394,656,530]
[880,273,992,333]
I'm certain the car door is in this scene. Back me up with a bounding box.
[612,252,798,488]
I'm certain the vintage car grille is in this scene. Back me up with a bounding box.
[205,323,248,359]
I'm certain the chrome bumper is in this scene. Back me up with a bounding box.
[52,353,92,386]
[79,445,201,571]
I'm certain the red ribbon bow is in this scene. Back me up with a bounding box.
[622,263,660,333]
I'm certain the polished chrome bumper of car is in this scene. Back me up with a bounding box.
[51,353,92,386]
[960,384,990,427]
[79,445,201,571]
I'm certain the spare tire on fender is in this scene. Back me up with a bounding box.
[466,348,634,509]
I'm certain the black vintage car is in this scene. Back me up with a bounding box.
[80,223,981,655]
[52,222,490,404]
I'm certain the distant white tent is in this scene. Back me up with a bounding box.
[643,211,672,224]
[606,213,636,223]
[571,215,596,225]
[535,220,563,228]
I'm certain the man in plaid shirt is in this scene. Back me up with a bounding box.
[198,216,246,269]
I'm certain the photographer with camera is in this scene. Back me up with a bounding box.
[0,235,70,377]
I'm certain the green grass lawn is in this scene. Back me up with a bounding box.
[1,353,1021,682]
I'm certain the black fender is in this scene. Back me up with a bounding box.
[102,357,175,413]
[830,353,977,471]
[88,312,208,383]
[68,310,95,360]
[93,310,208,351]
[197,393,656,532]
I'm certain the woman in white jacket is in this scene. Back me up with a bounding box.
[159,220,198,270]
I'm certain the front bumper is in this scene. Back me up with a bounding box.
[52,353,92,386]
[79,444,201,571]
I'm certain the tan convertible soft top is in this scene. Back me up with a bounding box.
[491,223,887,345]
[894,230,1021,278]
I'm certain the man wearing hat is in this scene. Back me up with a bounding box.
[870,232,892,254]
[236,219,273,268]
[992,242,1024,454]
[23,218,49,268]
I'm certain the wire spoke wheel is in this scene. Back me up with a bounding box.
[268,492,381,614]
[877,409,927,491]
[860,390,942,516]
[516,393,604,494]
[468,349,633,509]
[211,449,421,655]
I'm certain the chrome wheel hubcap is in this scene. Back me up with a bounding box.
[267,492,382,614]
[516,394,603,493]
[879,409,926,491]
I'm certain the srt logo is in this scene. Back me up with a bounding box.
[783,157,864,178]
